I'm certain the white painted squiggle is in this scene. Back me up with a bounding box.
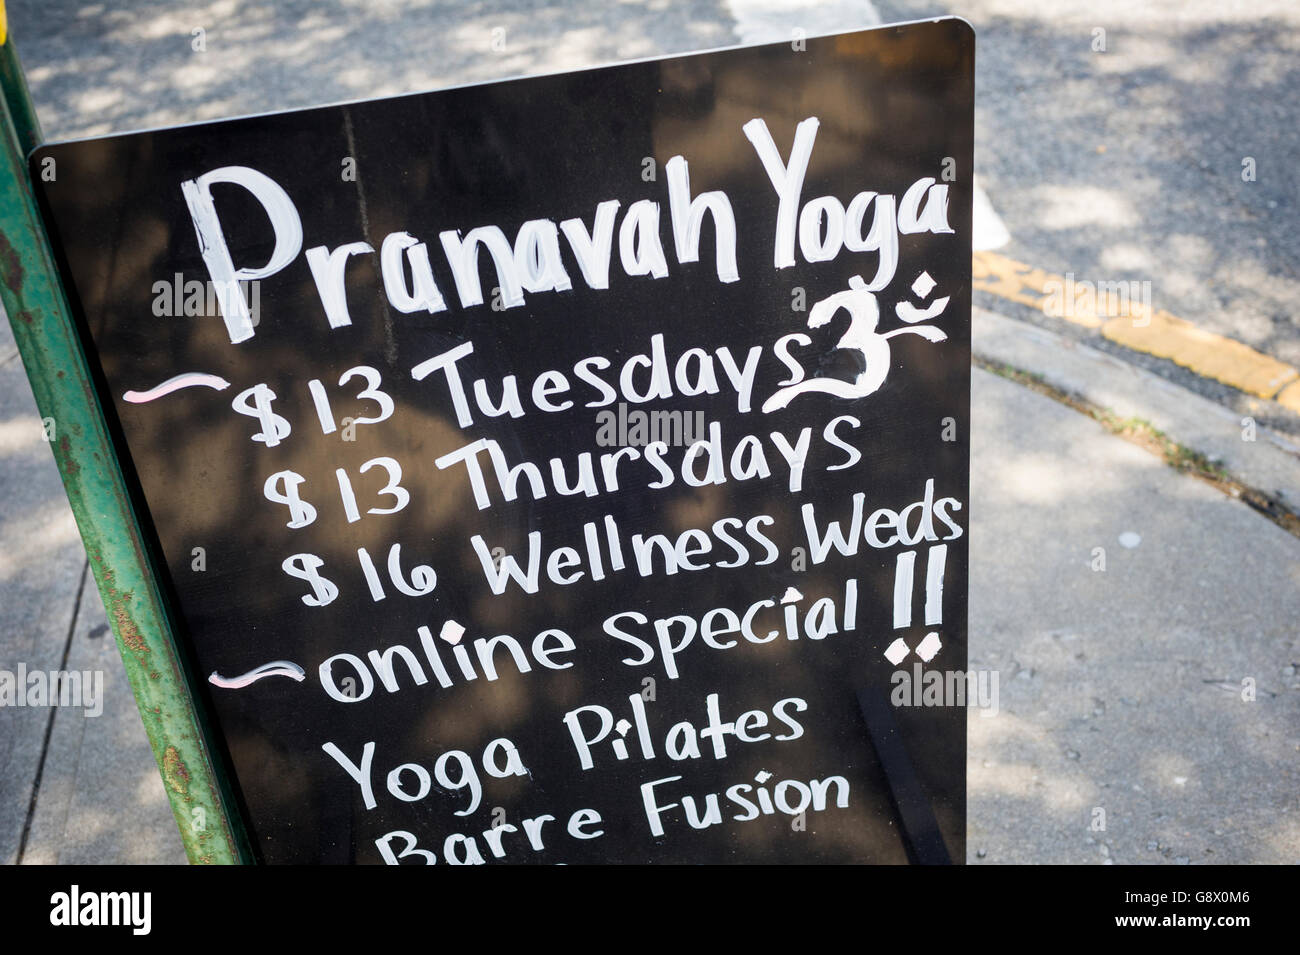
[209,660,306,689]
[123,372,231,403]
[895,296,950,323]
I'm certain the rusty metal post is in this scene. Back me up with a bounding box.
[0,9,248,864]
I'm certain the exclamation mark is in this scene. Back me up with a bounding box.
[925,544,947,626]
[893,545,948,629]
[892,551,916,628]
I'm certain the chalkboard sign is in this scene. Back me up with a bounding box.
[32,19,973,864]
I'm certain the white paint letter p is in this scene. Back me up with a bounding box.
[180,166,303,344]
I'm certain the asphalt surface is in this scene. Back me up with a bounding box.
[875,0,1300,429]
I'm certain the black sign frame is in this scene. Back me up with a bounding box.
[30,19,975,864]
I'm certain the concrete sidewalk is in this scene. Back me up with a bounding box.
[969,356,1300,865]
[2,0,1297,865]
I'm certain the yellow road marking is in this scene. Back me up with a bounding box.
[973,250,1300,413]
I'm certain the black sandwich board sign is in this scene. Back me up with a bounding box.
[30,19,973,864]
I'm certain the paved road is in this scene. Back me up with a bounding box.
[875,0,1300,428]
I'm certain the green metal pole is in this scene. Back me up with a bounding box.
[0,16,39,153]
[0,14,248,864]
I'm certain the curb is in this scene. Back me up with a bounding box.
[972,305,1300,513]
[972,250,1300,417]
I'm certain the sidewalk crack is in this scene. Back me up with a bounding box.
[15,557,88,864]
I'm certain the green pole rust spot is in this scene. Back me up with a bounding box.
[163,746,192,798]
